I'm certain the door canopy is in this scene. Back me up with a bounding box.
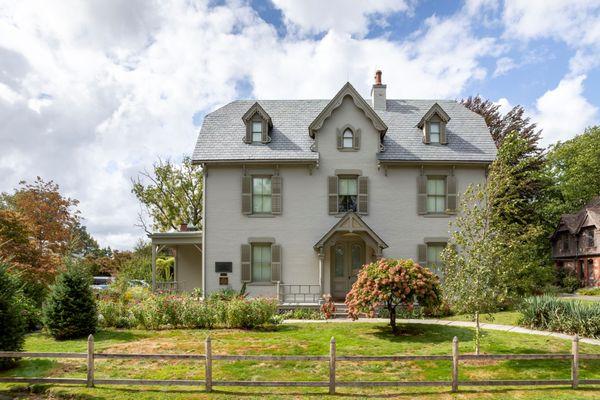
[314,212,388,253]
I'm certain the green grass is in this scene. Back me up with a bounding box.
[443,311,523,326]
[1,323,600,399]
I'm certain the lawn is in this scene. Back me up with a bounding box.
[1,322,600,399]
[443,310,523,326]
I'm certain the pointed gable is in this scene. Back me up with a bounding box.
[242,102,272,127]
[308,82,388,139]
[314,211,388,250]
[417,102,451,129]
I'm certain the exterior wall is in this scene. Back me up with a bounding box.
[552,226,600,259]
[176,245,203,292]
[203,96,488,297]
[557,257,600,287]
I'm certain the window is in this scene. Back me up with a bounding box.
[252,121,262,142]
[252,244,271,282]
[338,177,357,212]
[585,229,595,247]
[343,129,354,148]
[252,177,272,213]
[429,122,440,143]
[426,177,446,213]
[427,243,445,275]
[562,234,570,251]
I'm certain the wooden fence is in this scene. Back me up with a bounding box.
[1,335,600,394]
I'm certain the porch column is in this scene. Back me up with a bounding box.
[151,244,157,291]
[318,249,325,299]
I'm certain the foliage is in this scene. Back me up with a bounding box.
[346,259,441,334]
[561,274,581,294]
[442,184,514,354]
[461,95,541,148]
[43,265,98,340]
[577,287,600,296]
[544,126,600,221]
[155,256,174,281]
[519,295,600,338]
[132,156,203,232]
[280,307,325,320]
[0,262,26,369]
[321,294,336,319]
[97,291,278,330]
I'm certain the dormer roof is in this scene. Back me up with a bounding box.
[242,101,272,127]
[417,102,451,128]
[308,82,388,139]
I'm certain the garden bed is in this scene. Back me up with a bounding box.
[1,323,600,399]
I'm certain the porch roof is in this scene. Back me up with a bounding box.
[313,212,388,250]
[148,231,202,246]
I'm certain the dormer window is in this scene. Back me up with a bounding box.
[418,103,450,145]
[242,102,272,144]
[343,129,353,148]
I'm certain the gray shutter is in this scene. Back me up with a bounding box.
[271,175,282,215]
[328,176,338,214]
[417,175,427,214]
[261,120,268,143]
[423,125,430,144]
[271,244,281,283]
[417,244,427,266]
[446,175,457,213]
[242,175,252,215]
[353,129,361,150]
[336,129,343,149]
[440,123,447,144]
[358,176,368,215]
[245,122,252,143]
[241,244,251,282]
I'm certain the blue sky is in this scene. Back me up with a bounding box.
[0,0,599,249]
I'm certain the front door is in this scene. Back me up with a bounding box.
[331,241,365,300]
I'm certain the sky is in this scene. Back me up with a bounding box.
[1,0,599,250]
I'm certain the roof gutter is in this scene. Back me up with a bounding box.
[192,158,319,166]
[378,159,494,167]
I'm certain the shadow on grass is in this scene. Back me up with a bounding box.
[0,359,56,378]
[371,323,475,345]
[92,330,150,342]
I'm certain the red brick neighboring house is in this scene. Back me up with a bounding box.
[551,197,600,287]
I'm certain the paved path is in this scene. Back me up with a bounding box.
[559,293,600,302]
[283,318,600,346]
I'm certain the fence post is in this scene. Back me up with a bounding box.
[205,335,212,392]
[329,337,336,395]
[86,334,94,388]
[572,334,579,389]
[451,336,459,393]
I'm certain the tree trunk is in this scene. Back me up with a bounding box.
[389,305,398,335]
[475,311,481,355]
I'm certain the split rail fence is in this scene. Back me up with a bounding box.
[1,335,599,394]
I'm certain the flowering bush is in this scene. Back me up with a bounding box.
[345,258,441,334]
[321,294,336,319]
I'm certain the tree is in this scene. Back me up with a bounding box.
[461,96,541,149]
[544,126,600,221]
[132,156,203,233]
[0,262,26,369]
[43,265,97,340]
[346,259,441,335]
[441,184,513,354]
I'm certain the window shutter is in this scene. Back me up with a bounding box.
[271,244,281,283]
[261,120,269,143]
[446,175,457,213]
[328,176,338,214]
[245,122,252,143]
[440,123,447,144]
[242,175,252,215]
[358,176,368,215]
[336,129,343,149]
[241,244,251,282]
[417,244,427,266]
[423,125,430,144]
[271,175,282,215]
[353,130,361,150]
[417,175,427,214]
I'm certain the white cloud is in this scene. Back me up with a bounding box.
[495,97,512,115]
[493,57,516,77]
[533,75,598,146]
[0,0,499,249]
[270,0,411,37]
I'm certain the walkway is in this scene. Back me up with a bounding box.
[283,317,600,346]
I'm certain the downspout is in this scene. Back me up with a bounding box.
[201,164,207,299]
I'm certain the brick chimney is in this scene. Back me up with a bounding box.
[371,70,387,111]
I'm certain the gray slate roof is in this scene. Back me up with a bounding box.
[192,98,497,163]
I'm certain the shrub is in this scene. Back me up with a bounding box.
[43,266,97,340]
[98,301,133,328]
[0,262,26,369]
[519,295,600,338]
[280,307,324,320]
[577,287,600,296]
[561,274,580,293]
[225,298,278,329]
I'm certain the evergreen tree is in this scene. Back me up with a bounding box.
[0,262,26,369]
[43,264,97,340]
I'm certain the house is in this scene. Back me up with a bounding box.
[551,197,600,287]
[150,71,497,304]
